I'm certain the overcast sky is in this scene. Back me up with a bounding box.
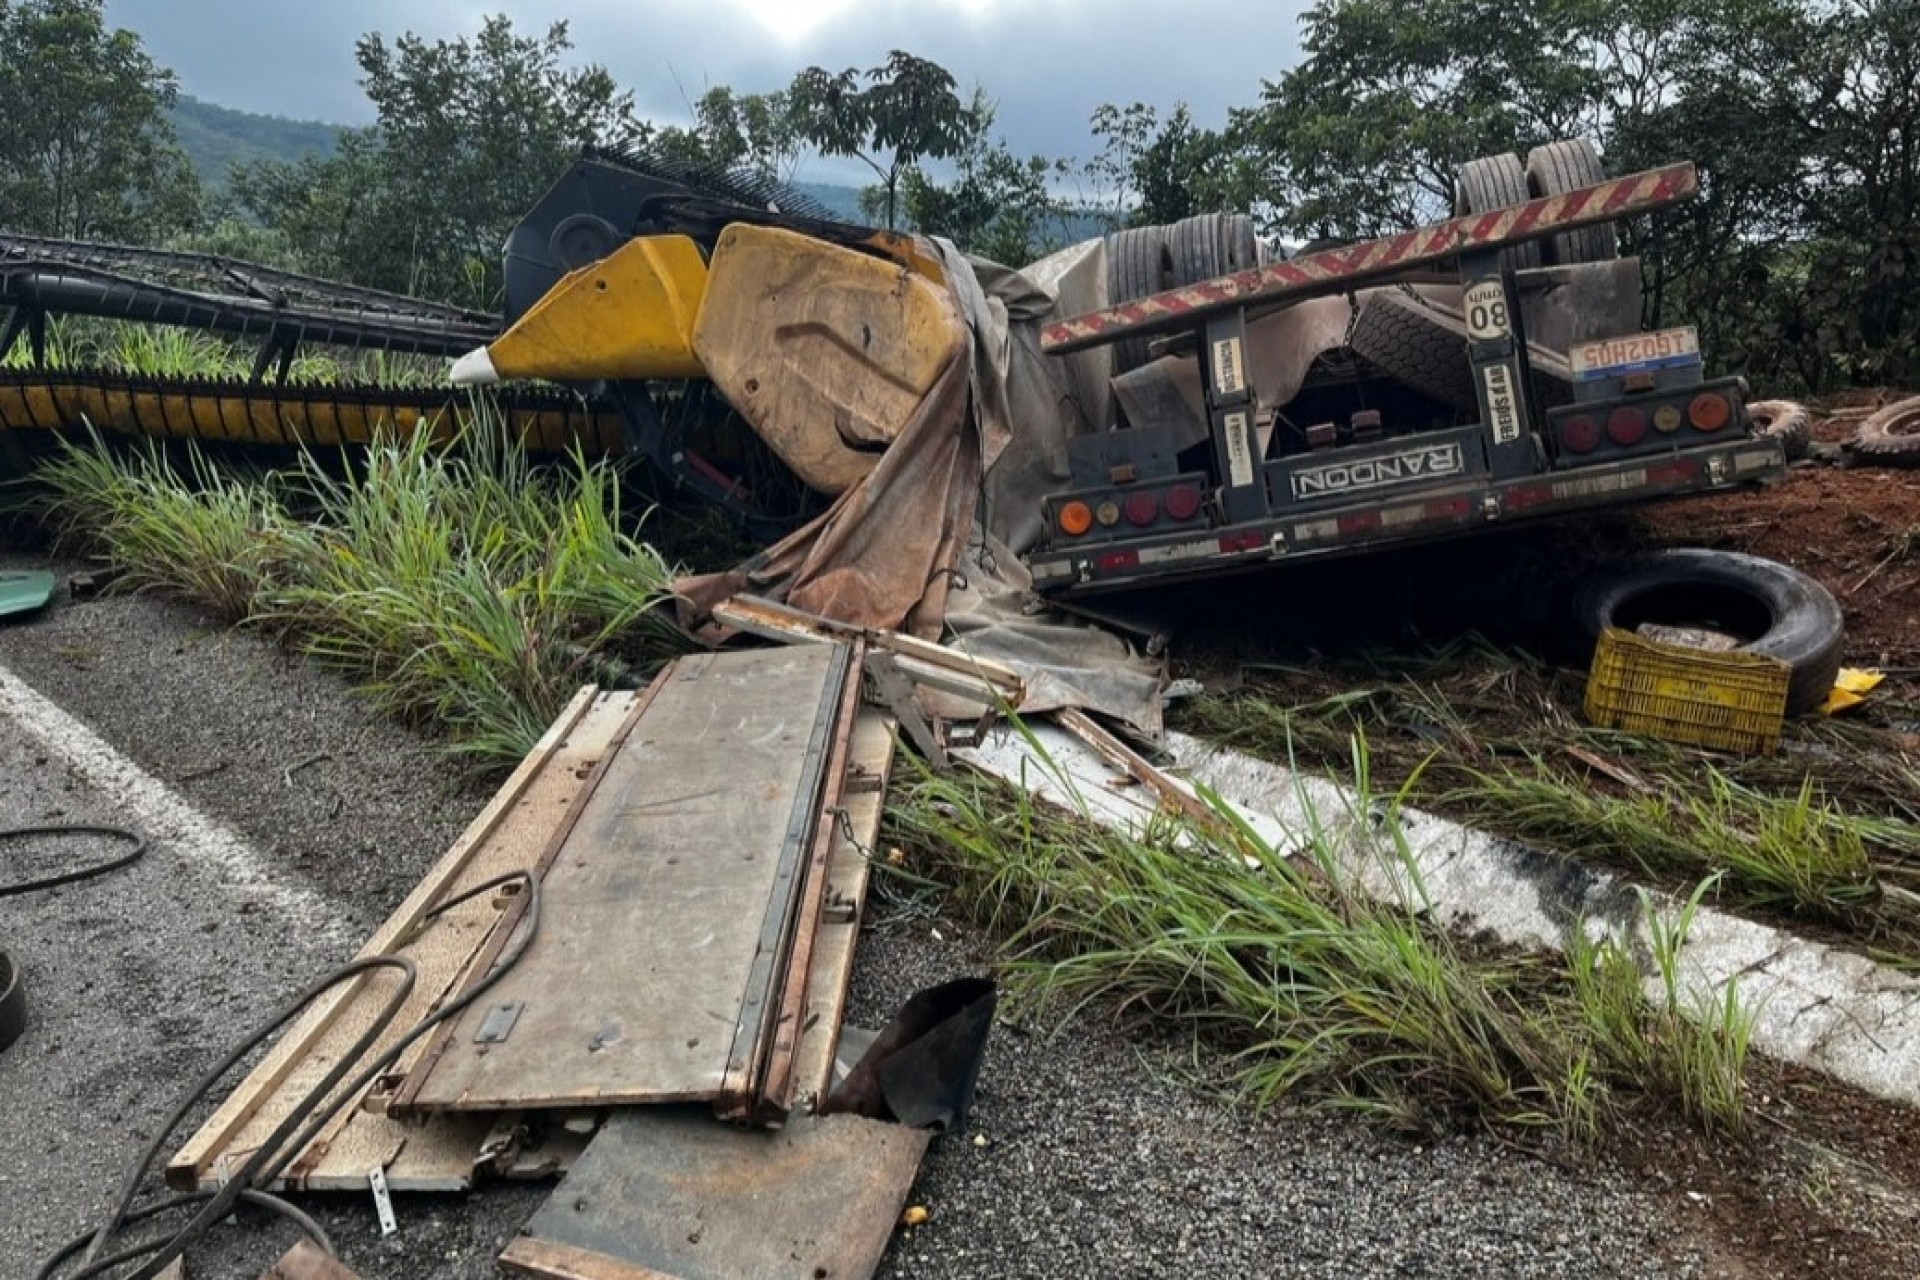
[102,0,1310,180]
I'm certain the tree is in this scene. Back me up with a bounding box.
[789,51,974,229]
[235,16,640,305]
[652,86,806,184]
[0,0,200,240]
[891,93,1070,266]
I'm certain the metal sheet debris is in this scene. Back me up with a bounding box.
[498,1108,930,1280]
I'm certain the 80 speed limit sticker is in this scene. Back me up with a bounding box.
[1463,280,1511,340]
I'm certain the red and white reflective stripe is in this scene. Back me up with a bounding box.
[1042,163,1699,354]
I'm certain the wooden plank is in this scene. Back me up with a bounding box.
[740,643,867,1121]
[497,1109,929,1280]
[400,645,855,1112]
[259,1239,364,1280]
[789,709,897,1107]
[711,594,1023,703]
[167,687,630,1192]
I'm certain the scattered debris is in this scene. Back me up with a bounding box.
[0,567,54,619]
[498,1109,930,1280]
[1847,394,1920,465]
[154,646,988,1278]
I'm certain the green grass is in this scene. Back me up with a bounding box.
[889,735,1754,1144]
[1178,643,1920,949]
[38,416,692,764]
[2,315,439,386]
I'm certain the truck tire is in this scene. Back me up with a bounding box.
[1847,395,1920,466]
[1106,225,1175,376]
[1748,399,1812,461]
[1349,289,1477,411]
[1571,549,1844,716]
[1454,154,1542,272]
[1524,140,1618,265]
[1169,213,1260,287]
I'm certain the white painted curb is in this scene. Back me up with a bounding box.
[956,723,1920,1107]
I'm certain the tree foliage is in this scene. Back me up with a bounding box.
[0,0,200,240]
[1236,0,1920,390]
[789,51,974,229]
[234,16,638,306]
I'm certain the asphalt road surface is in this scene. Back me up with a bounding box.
[0,557,1718,1278]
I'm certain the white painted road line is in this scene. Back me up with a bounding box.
[0,659,352,951]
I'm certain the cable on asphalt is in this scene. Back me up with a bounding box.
[0,824,147,897]
[36,869,542,1280]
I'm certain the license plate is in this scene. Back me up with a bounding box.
[1569,327,1701,381]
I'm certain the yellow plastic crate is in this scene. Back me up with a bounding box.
[1584,627,1790,754]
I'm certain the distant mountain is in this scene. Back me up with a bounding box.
[788,180,870,223]
[168,95,344,192]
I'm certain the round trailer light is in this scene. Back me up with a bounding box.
[1560,414,1601,454]
[1690,393,1732,431]
[1607,406,1648,446]
[1123,491,1159,526]
[1095,500,1122,526]
[1165,483,1202,521]
[1057,500,1094,536]
[1653,403,1684,433]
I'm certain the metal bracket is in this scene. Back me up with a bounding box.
[475,1001,525,1045]
[368,1165,398,1236]
[865,654,947,769]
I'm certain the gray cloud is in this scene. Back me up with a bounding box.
[106,0,1307,174]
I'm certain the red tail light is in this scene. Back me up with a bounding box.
[1123,491,1158,526]
[1560,414,1601,453]
[1165,482,1202,521]
[1606,406,1648,446]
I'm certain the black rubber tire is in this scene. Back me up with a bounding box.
[1454,153,1542,272]
[1571,549,1845,716]
[1523,140,1618,265]
[1106,225,1175,375]
[1748,399,1812,461]
[1847,395,1920,466]
[1348,290,1477,411]
[1168,213,1260,287]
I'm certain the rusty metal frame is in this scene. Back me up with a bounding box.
[1041,162,1699,355]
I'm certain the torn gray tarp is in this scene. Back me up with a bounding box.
[677,235,1168,736]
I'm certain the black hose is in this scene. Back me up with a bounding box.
[0,825,146,897]
[39,869,541,1280]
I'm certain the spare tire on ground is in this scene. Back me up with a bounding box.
[1848,395,1920,467]
[1571,549,1844,716]
[1747,400,1812,461]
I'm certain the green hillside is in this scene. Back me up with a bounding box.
[168,95,344,192]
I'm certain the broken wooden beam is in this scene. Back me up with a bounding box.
[711,593,1023,708]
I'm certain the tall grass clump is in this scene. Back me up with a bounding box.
[38,430,285,617]
[269,418,688,759]
[890,736,1753,1143]
[1452,758,1887,926]
[38,410,691,764]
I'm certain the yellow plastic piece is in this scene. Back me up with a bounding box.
[486,234,709,382]
[1818,667,1884,717]
[693,223,966,495]
[1584,628,1790,754]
